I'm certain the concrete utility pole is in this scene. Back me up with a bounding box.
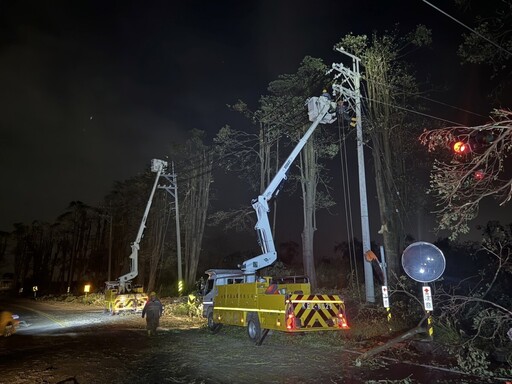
[158,162,183,295]
[331,47,375,303]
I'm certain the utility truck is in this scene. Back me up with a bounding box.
[202,95,349,345]
[104,159,167,314]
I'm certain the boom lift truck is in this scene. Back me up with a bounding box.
[105,159,168,314]
[202,94,350,344]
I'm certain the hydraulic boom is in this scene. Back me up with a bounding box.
[240,95,336,280]
[109,158,168,293]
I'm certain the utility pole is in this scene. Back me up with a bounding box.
[159,162,183,295]
[331,47,375,303]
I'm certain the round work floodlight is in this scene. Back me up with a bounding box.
[401,242,446,283]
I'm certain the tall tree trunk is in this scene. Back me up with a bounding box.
[300,137,318,289]
[13,224,29,289]
[176,130,213,290]
[146,195,167,292]
[338,29,431,279]
[372,136,401,275]
[365,52,404,277]
[184,148,212,287]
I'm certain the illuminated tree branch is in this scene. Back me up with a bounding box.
[419,109,512,238]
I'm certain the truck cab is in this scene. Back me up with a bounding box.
[202,269,249,320]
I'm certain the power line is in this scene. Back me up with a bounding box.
[362,94,464,126]
[155,77,486,186]
[365,77,487,119]
[422,0,512,57]
[335,116,361,298]
[172,94,469,187]
[175,78,485,182]
[358,92,412,237]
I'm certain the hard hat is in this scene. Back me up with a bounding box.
[149,291,156,297]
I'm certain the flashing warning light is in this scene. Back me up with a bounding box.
[453,141,469,154]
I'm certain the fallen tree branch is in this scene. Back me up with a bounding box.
[355,314,428,365]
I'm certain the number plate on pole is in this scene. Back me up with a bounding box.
[381,286,390,308]
[422,285,433,311]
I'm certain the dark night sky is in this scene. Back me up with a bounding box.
[0,1,507,248]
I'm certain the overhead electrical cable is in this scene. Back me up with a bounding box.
[361,95,464,126]
[422,0,512,57]
[336,115,360,299]
[358,81,419,238]
[365,77,488,119]
[175,75,487,182]
[163,79,486,187]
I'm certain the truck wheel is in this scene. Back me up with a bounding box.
[207,309,222,334]
[247,312,261,342]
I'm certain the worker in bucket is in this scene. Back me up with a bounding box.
[142,291,163,336]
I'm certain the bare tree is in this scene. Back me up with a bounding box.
[0,231,8,267]
[433,226,512,372]
[336,27,432,276]
[55,201,96,293]
[12,223,30,289]
[179,130,214,289]
[212,101,280,233]
[26,221,55,289]
[419,109,512,239]
[456,0,512,100]
[144,192,169,292]
[420,108,512,369]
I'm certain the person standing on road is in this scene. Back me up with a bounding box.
[142,291,163,336]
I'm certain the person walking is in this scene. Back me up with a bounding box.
[142,291,163,336]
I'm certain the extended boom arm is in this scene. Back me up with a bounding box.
[240,95,336,278]
[118,159,168,292]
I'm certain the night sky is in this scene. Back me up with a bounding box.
[0,1,505,244]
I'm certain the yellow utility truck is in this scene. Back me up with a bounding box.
[204,272,348,345]
[202,95,349,344]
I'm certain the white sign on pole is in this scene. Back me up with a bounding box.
[422,285,433,311]
[381,285,390,308]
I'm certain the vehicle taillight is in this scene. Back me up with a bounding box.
[337,310,349,329]
[285,300,296,330]
[286,313,296,330]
